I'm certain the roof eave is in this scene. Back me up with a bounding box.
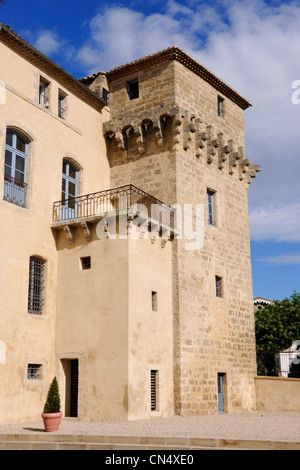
[0,24,105,111]
[106,46,252,111]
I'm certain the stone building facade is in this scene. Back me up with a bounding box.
[0,24,260,424]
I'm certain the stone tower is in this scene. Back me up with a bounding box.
[83,46,260,415]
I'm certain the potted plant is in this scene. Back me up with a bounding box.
[42,377,62,432]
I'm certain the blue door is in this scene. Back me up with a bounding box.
[61,160,78,220]
[218,373,224,414]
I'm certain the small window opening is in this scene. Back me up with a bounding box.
[127,79,139,100]
[207,189,216,225]
[102,88,109,106]
[152,291,158,311]
[39,78,50,107]
[58,91,67,118]
[81,256,91,270]
[218,96,224,118]
[27,363,42,380]
[215,276,223,298]
[150,370,159,411]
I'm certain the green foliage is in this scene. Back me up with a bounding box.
[43,377,61,413]
[255,292,300,352]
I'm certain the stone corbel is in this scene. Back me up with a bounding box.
[183,119,197,151]
[153,120,164,147]
[115,130,125,150]
[229,151,242,174]
[238,158,251,180]
[217,134,230,170]
[246,164,261,180]
[134,126,146,154]
[63,225,74,243]
[172,116,182,150]
[80,222,92,240]
[207,138,219,164]
[195,131,208,158]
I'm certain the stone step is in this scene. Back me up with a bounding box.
[0,433,299,450]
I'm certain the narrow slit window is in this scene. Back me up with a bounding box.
[207,189,216,226]
[152,291,158,311]
[218,96,224,118]
[150,370,159,411]
[215,276,223,298]
[28,256,45,315]
[39,78,49,107]
[58,91,67,118]
[81,256,91,270]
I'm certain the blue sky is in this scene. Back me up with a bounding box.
[1,0,300,301]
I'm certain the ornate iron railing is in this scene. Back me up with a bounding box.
[3,174,27,207]
[52,184,175,227]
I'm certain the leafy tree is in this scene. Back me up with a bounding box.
[255,291,300,352]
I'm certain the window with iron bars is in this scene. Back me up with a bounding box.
[28,256,45,315]
[150,370,159,411]
[27,363,42,380]
[215,276,223,298]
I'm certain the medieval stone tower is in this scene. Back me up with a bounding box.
[83,46,261,415]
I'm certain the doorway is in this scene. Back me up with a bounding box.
[217,373,226,414]
[61,359,79,417]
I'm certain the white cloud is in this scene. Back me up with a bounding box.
[258,253,300,265]
[34,30,61,55]
[249,203,300,243]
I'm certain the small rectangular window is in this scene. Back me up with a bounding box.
[215,276,223,298]
[39,78,49,107]
[127,79,139,100]
[207,189,216,225]
[81,256,91,270]
[58,91,67,118]
[27,363,42,380]
[218,96,224,118]
[102,88,109,106]
[150,370,159,411]
[151,291,158,311]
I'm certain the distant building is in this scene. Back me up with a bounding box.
[0,24,260,424]
[253,297,273,312]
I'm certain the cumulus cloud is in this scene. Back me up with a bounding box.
[34,30,61,55]
[249,203,300,243]
[258,252,300,265]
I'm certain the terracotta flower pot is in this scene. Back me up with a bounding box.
[42,411,62,432]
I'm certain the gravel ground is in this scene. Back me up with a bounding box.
[0,411,300,442]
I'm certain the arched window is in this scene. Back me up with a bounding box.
[3,129,28,207]
[28,256,45,315]
[61,159,78,219]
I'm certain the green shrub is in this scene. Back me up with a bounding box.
[43,377,61,413]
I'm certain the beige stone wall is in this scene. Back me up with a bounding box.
[54,223,173,421]
[128,235,173,420]
[0,42,109,423]
[255,376,300,411]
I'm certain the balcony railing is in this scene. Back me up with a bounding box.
[52,184,175,228]
[3,174,27,207]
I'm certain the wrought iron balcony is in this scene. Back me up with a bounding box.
[52,184,175,228]
[3,174,27,207]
